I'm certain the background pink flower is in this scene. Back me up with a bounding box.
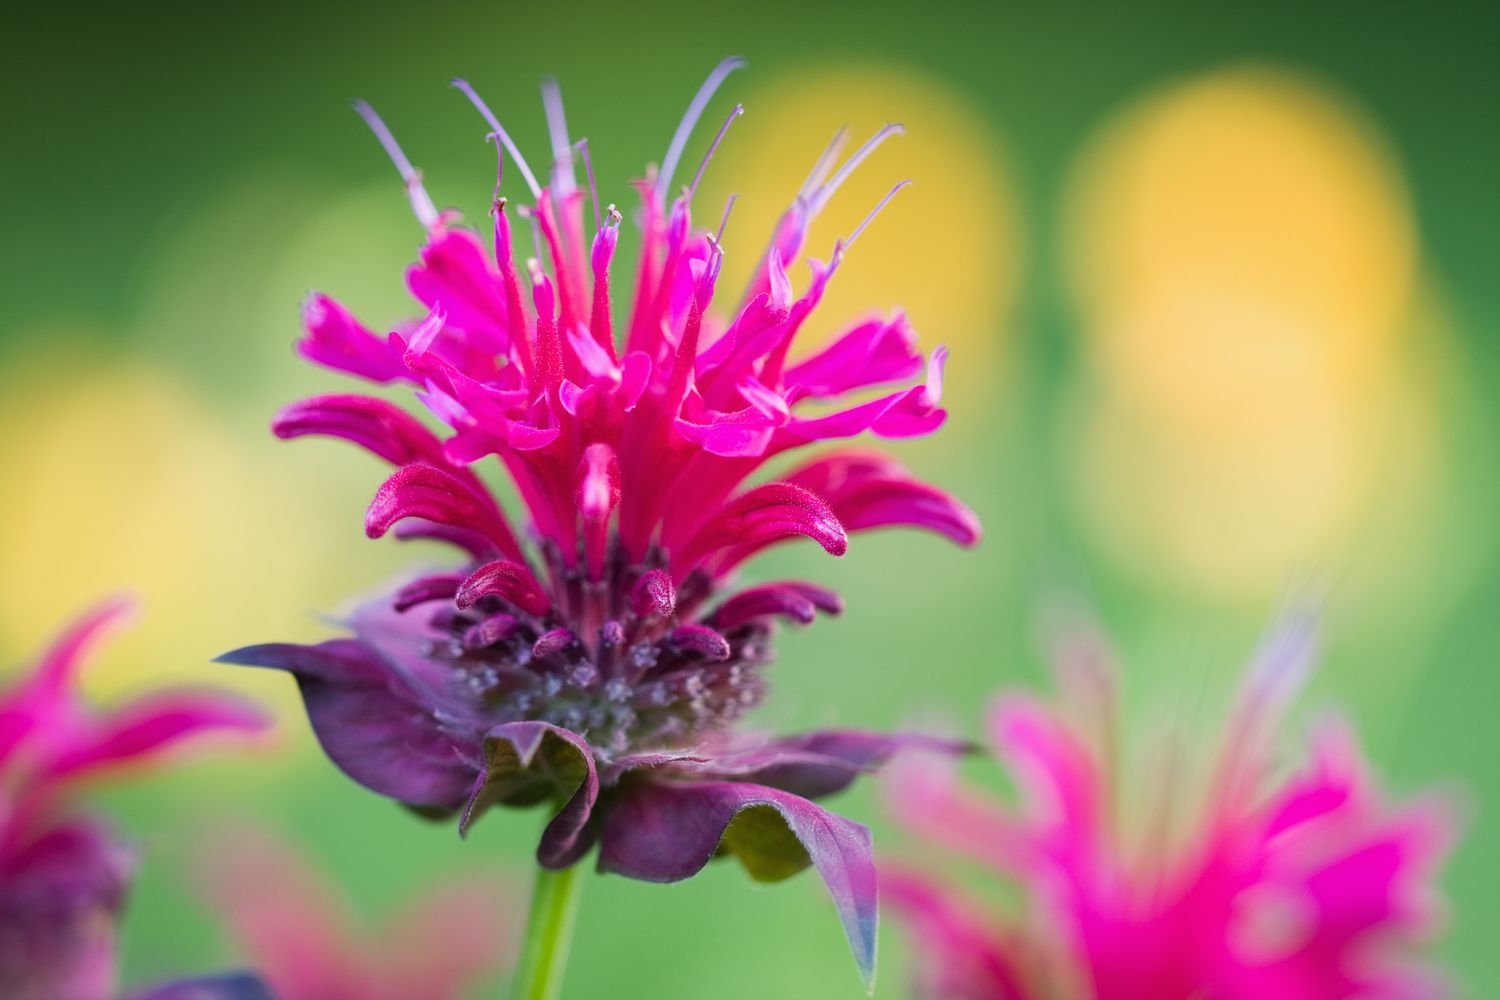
[885,608,1455,1000]
[0,599,265,1000]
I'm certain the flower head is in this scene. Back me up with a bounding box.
[0,599,265,1000]
[219,58,977,983]
[885,607,1455,999]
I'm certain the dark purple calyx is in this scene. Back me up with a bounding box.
[416,543,772,756]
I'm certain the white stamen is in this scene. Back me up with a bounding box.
[540,76,577,196]
[450,78,543,200]
[657,56,746,201]
[352,100,439,228]
[807,122,904,216]
[687,103,744,201]
[576,138,600,230]
[844,180,910,250]
[798,126,850,200]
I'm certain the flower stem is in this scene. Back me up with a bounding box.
[511,862,584,1000]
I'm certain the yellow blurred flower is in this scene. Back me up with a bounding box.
[702,62,1021,402]
[0,342,394,707]
[1060,66,1451,605]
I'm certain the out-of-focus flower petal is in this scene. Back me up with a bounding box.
[40,692,265,784]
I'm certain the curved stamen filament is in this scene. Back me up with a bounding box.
[451,78,544,201]
[807,122,904,216]
[576,138,600,231]
[715,193,739,246]
[352,100,439,228]
[844,180,911,250]
[687,104,744,202]
[798,126,850,201]
[541,76,577,196]
[657,56,746,201]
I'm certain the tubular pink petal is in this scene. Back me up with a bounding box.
[588,206,623,360]
[463,614,523,650]
[668,625,731,662]
[298,294,410,384]
[365,464,524,563]
[40,692,267,783]
[576,444,622,579]
[711,586,819,630]
[392,575,463,613]
[272,394,448,468]
[674,482,847,577]
[455,560,551,618]
[631,569,677,620]
[390,520,500,562]
[29,597,137,702]
[352,100,440,229]
[532,629,577,659]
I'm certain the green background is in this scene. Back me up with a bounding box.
[3,1,1496,996]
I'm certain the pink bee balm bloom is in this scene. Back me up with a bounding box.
[885,609,1455,1000]
[0,599,266,1000]
[194,825,514,1000]
[218,58,977,984]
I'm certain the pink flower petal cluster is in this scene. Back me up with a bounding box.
[221,59,978,984]
[0,600,264,1000]
[886,611,1455,1000]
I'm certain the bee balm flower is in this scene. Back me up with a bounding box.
[219,58,978,983]
[885,609,1455,1000]
[0,599,264,1000]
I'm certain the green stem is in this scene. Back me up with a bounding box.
[511,862,584,1000]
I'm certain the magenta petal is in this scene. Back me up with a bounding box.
[710,582,843,630]
[215,641,478,811]
[0,596,135,765]
[882,868,1034,1000]
[365,463,524,563]
[787,450,981,547]
[598,778,879,988]
[406,229,511,355]
[675,482,847,577]
[460,722,599,868]
[456,560,552,617]
[40,692,265,784]
[630,569,677,619]
[298,294,410,384]
[272,394,449,467]
[784,314,923,398]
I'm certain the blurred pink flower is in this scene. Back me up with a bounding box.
[196,826,514,1000]
[0,598,265,1000]
[885,609,1455,1000]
